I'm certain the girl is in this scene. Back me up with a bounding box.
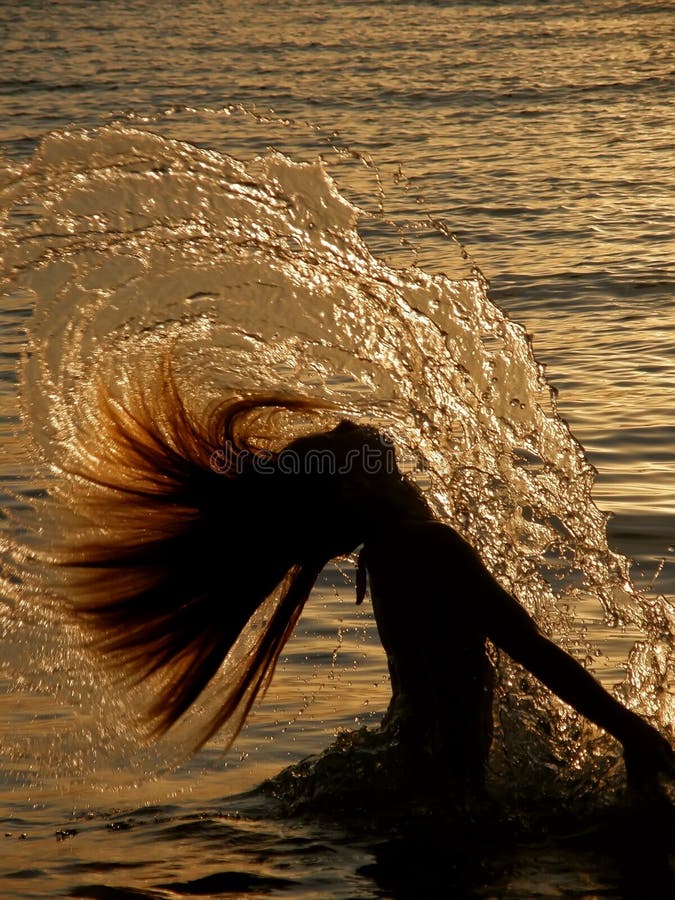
[57,388,675,800]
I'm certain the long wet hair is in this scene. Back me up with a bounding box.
[52,375,394,750]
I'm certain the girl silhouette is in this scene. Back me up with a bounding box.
[56,387,675,801]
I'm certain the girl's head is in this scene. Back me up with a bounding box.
[51,388,427,750]
[222,407,431,558]
[275,419,400,556]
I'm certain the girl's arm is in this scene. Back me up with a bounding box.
[426,524,675,783]
[488,599,674,776]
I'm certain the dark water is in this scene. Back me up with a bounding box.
[1,2,674,897]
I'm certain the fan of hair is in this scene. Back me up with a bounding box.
[51,364,331,750]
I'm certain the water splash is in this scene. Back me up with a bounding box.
[0,110,672,801]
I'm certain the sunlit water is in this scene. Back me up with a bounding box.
[1,2,674,897]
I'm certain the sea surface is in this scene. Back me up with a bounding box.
[1,2,674,897]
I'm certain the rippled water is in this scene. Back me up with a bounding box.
[1,2,674,897]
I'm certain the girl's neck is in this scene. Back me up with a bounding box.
[361,476,435,541]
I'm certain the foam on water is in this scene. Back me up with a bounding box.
[0,114,673,805]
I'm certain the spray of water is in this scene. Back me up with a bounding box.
[0,109,672,803]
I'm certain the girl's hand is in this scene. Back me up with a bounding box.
[623,721,675,802]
